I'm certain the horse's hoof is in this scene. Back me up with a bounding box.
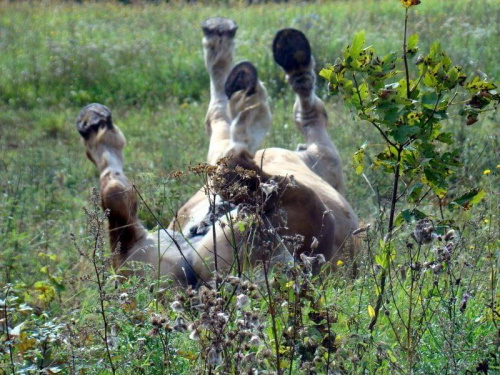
[202,17,238,38]
[272,28,311,73]
[76,103,113,140]
[225,61,258,99]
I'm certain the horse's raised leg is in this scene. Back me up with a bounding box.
[225,61,272,158]
[202,17,238,165]
[76,103,148,270]
[202,17,271,164]
[273,29,345,194]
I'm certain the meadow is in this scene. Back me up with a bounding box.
[0,0,499,373]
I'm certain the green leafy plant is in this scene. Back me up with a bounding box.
[320,0,499,371]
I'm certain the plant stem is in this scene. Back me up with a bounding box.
[157,228,161,312]
[211,193,218,288]
[388,149,402,235]
[403,8,411,99]
[288,274,299,375]
[353,73,396,148]
[3,288,16,374]
[263,260,281,375]
[407,267,415,371]
[369,148,402,332]
[92,217,116,375]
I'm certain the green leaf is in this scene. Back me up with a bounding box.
[351,30,365,59]
[408,183,424,202]
[421,91,439,109]
[368,305,375,318]
[319,68,331,80]
[375,240,396,269]
[448,188,486,211]
[387,350,398,363]
[353,144,366,175]
[428,42,442,60]
[394,208,427,226]
[423,72,438,88]
[465,76,496,93]
[374,254,386,268]
[358,82,370,102]
[407,34,419,55]
[441,53,452,70]
[436,132,454,144]
[445,66,460,89]
[390,125,419,143]
[237,221,246,233]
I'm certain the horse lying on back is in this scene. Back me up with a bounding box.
[76,17,359,287]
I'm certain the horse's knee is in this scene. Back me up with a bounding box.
[100,177,136,220]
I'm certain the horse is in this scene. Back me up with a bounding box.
[76,17,358,287]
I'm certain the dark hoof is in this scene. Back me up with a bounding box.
[202,17,238,38]
[76,103,113,140]
[225,61,258,99]
[272,28,311,73]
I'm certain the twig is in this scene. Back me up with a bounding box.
[92,214,116,375]
[403,8,411,99]
[262,259,281,375]
[3,287,16,374]
[368,147,402,332]
[353,73,397,148]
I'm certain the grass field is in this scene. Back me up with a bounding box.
[1,0,499,373]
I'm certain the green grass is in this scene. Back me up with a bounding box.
[1,0,499,373]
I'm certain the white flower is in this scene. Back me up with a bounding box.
[249,335,261,346]
[170,300,183,313]
[310,236,319,250]
[217,312,229,323]
[316,253,326,265]
[261,180,278,199]
[444,229,456,241]
[119,293,129,303]
[227,275,240,285]
[430,263,443,274]
[300,253,316,268]
[189,329,200,341]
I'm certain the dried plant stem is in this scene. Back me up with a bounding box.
[263,260,281,375]
[288,274,299,375]
[318,273,334,373]
[158,328,169,372]
[91,215,116,375]
[67,323,77,375]
[211,193,219,288]
[3,287,16,374]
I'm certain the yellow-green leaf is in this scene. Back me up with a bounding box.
[353,144,366,175]
[368,305,376,318]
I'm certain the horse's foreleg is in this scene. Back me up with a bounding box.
[76,104,148,270]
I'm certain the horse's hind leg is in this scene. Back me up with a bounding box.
[273,29,345,194]
[202,17,238,165]
[225,61,271,158]
[203,17,271,164]
[76,103,148,270]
